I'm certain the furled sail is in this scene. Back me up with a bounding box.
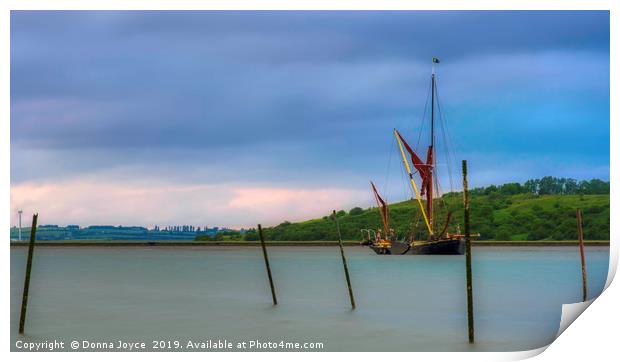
[370,181,389,233]
[394,130,433,196]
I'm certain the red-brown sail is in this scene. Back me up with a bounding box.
[394,130,434,231]
[394,131,432,190]
[370,181,389,234]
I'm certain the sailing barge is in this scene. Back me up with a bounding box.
[363,58,472,255]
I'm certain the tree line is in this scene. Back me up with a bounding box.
[195,177,610,242]
[467,177,609,196]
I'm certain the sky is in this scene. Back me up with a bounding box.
[10,11,610,228]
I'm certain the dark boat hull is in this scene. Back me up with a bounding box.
[369,238,464,255]
[369,241,410,255]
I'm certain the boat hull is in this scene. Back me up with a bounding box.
[369,238,464,255]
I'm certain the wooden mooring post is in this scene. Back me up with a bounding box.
[257,224,278,305]
[462,161,474,344]
[332,210,356,310]
[19,213,39,334]
[576,209,588,302]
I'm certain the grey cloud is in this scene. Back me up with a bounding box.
[10,11,610,189]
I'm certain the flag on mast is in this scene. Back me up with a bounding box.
[432,57,440,63]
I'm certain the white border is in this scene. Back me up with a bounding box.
[2,1,616,361]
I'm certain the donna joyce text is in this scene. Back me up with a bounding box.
[15,340,148,351]
[15,339,325,351]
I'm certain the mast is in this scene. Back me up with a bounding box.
[428,57,440,237]
[431,64,435,151]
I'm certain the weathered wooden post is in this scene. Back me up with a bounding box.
[462,161,474,343]
[576,209,588,302]
[257,224,277,305]
[332,210,356,310]
[19,213,38,334]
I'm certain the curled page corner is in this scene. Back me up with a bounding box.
[604,240,618,290]
[556,299,594,338]
[554,236,617,338]
[511,345,550,360]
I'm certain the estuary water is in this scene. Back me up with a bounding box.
[10,245,609,352]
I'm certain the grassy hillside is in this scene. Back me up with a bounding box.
[260,193,609,242]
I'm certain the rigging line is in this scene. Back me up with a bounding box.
[434,164,443,213]
[405,76,432,227]
[391,79,426,206]
[438,102,454,196]
[383,134,396,204]
[398,156,411,204]
[435,79,459,211]
[415,78,432,151]
[398,143,416,202]
[436,126,453,212]
[409,209,421,242]
[435,80,457,169]
[435,79,456,195]
[430,74,445,213]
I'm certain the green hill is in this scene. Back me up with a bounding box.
[257,193,608,242]
[250,177,610,242]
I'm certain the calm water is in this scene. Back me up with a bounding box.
[10,245,609,352]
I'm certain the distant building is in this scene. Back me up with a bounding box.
[87,225,116,230]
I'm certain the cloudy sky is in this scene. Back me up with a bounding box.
[10,11,610,228]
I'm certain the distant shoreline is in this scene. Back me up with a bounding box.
[9,240,610,247]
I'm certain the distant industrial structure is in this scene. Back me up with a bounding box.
[18,210,23,241]
[9,224,237,241]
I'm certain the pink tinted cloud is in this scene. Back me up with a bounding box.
[10,180,366,228]
[228,187,366,224]
[10,180,234,227]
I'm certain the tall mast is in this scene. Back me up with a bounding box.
[431,63,435,151]
[428,57,439,237]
